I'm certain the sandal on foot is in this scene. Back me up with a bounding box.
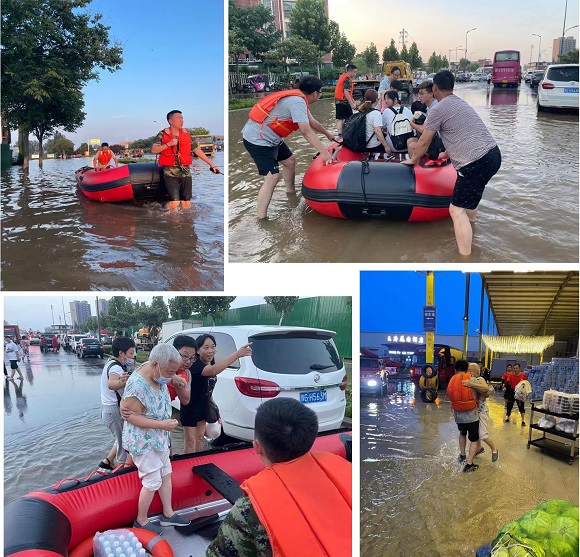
[98,457,113,470]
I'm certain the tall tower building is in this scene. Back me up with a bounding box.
[552,36,577,61]
[97,298,109,316]
[69,301,92,328]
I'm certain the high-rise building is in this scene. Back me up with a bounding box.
[69,301,92,328]
[552,36,577,62]
[97,298,109,316]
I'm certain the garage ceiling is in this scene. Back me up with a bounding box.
[481,271,579,344]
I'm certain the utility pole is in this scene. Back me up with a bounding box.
[399,29,409,50]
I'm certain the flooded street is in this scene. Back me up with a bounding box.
[1,154,224,290]
[360,380,579,557]
[4,346,196,503]
[229,83,578,263]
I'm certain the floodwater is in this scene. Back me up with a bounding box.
[360,379,579,557]
[1,154,224,290]
[229,83,579,263]
[4,346,203,503]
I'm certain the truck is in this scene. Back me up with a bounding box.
[4,325,21,343]
[382,60,414,95]
[192,135,215,157]
[490,358,528,380]
[161,320,203,342]
[133,326,161,352]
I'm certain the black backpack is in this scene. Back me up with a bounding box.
[341,109,377,152]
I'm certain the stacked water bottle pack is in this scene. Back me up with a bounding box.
[93,530,147,557]
[526,357,579,400]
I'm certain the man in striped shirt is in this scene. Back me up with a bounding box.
[403,70,502,255]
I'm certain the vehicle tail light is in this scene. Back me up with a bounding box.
[340,374,348,391]
[541,82,555,89]
[235,377,281,398]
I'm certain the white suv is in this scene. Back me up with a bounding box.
[70,334,89,354]
[537,64,579,111]
[164,325,348,441]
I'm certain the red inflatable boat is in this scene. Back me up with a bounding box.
[301,144,457,221]
[4,430,351,557]
[75,163,167,202]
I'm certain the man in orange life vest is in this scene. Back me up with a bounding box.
[152,110,220,210]
[93,142,118,171]
[206,397,351,557]
[242,75,335,219]
[447,359,490,472]
[334,63,358,135]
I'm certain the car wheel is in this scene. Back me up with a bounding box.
[537,101,546,112]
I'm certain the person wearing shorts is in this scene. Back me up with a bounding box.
[151,110,220,210]
[334,64,358,135]
[242,76,335,219]
[403,70,502,255]
[5,336,22,380]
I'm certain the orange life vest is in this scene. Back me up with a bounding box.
[334,72,354,101]
[242,451,351,557]
[158,128,193,167]
[248,90,307,138]
[97,150,112,165]
[447,373,478,411]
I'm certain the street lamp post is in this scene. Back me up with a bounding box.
[532,34,541,64]
[529,44,534,65]
[455,46,463,65]
[465,28,476,62]
[560,0,568,59]
[560,24,579,61]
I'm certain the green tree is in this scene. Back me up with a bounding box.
[1,0,123,171]
[168,297,195,320]
[137,296,168,328]
[45,131,75,158]
[328,20,341,53]
[229,0,280,60]
[190,297,236,325]
[400,44,409,63]
[189,127,210,136]
[332,33,356,69]
[129,136,158,150]
[383,39,399,62]
[264,296,300,325]
[270,36,322,75]
[361,43,380,73]
[427,52,448,73]
[289,0,331,54]
[408,43,423,71]
[82,316,99,333]
[559,49,579,63]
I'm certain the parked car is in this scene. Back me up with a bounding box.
[70,334,89,354]
[469,72,487,82]
[360,356,388,397]
[29,336,40,346]
[77,338,104,359]
[537,64,579,111]
[353,79,380,99]
[247,74,275,93]
[426,73,437,81]
[456,71,470,82]
[101,336,113,346]
[525,69,534,83]
[530,70,545,88]
[164,325,348,441]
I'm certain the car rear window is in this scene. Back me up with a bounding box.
[250,333,342,375]
[82,339,100,345]
[546,66,579,82]
[188,332,241,370]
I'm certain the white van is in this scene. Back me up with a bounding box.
[164,325,348,441]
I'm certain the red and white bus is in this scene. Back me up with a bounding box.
[492,50,521,87]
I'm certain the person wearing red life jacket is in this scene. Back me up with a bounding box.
[151,110,220,210]
[206,397,352,557]
[447,359,490,472]
[93,142,118,171]
[242,75,336,219]
[334,63,358,135]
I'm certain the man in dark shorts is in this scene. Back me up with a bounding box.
[334,64,357,135]
[403,70,502,255]
[242,76,335,219]
[152,110,220,210]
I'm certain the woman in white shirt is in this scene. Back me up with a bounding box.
[359,88,392,156]
[381,90,416,156]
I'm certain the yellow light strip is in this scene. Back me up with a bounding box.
[482,334,555,354]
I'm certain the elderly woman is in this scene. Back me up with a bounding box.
[121,343,191,534]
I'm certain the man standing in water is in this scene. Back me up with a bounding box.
[5,336,22,380]
[334,64,358,135]
[152,110,220,210]
[242,76,334,219]
[403,70,501,256]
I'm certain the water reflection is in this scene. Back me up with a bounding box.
[1,157,224,290]
[229,83,578,263]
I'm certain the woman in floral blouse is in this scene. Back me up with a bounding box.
[121,343,191,534]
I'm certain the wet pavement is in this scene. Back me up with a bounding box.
[229,82,579,263]
[1,154,224,290]
[360,379,579,557]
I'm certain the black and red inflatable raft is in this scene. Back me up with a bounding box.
[301,144,456,221]
[4,430,351,557]
[75,163,167,203]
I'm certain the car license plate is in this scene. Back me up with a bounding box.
[564,88,579,93]
[300,390,327,404]
[502,79,507,83]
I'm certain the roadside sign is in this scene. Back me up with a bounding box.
[423,306,436,332]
